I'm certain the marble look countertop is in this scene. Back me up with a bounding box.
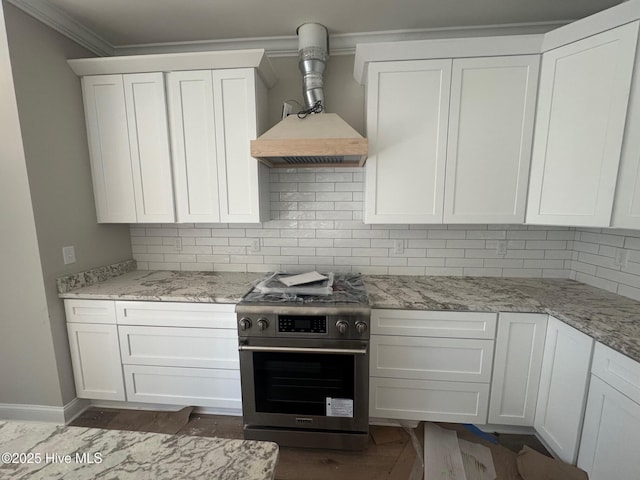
[0,421,278,480]
[58,270,265,303]
[58,269,640,363]
[363,275,640,363]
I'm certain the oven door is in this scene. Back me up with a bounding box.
[239,337,369,433]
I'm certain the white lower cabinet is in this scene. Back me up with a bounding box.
[489,313,547,426]
[65,300,125,401]
[578,343,640,479]
[123,365,241,410]
[65,299,240,412]
[369,309,496,423]
[534,316,594,464]
[370,377,490,423]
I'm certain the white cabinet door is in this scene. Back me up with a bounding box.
[83,73,174,223]
[123,73,175,222]
[370,377,489,423]
[123,365,241,411]
[167,70,221,223]
[371,336,494,382]
[213,68,269,223]
[577,375,640,480]
[66,323,125,401]
[534,316,593,463]
[444,56,539,223]
[527,22,639,227]
[119,326,239,369]
[82,75,137,223]
[365,59,451,223]
[489,313,547,426]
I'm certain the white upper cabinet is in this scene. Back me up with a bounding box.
[83,73,174,223]
[74,50,275,224]
[167,68,268,223]
[167,71,221,223]
[612,26,640,229]
[527,22,639,227]
[444,56,539,223]
[362,51,539,224]
[82,75,137,223]
[365,59,451,224]
[214,69,269,223]
[123,73,175,223]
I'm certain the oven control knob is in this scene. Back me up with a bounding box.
[336,320,349,335]
[355,321,368,335]
[257,317,269,331]
[239,317,252,331]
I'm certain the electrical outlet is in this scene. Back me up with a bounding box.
[393,239,404,254]
[62,245,76,265]
[250,238,260,253]
[615,248,629,268]
[496,241,507,256]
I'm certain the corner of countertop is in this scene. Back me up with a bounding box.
[56,259,137,294]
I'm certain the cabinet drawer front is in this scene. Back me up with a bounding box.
[116,301,236,328]
[65,299,116,324]
[123,365,241,411]
[371,336,493,382]
[371,309,496,338]
[592,342,640,404]
[370,377,489,423]
[119,326,239,369]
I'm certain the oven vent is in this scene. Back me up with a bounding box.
[296,417,313,425]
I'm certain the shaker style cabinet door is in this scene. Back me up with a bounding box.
[123,73,175,222]
[489,313,546,426]
[213,68,269,223]
[534,316,593,463]
[82,75,137,223]
[364,59,451,223]
[578,376,640,480]
[67,322,125,401]
[167,70,221,222]
[526,22,639,227]
[82,73,174,223]
[444,55,539,223]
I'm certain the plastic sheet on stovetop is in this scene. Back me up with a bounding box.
[241,273,369,305]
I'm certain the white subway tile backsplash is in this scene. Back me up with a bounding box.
[131,179,640,302]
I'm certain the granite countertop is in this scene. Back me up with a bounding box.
[57,264,640,364]
[363,275,640,363]
[0,421,278,480]
[58,270,265,303]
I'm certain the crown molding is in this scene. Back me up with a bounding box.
[5,0,114,56]
[113,21,567,57]
[3,0,569,59]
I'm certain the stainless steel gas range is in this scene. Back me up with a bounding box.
[236,273,370,450]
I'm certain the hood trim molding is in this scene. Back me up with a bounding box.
[250,113,368,168]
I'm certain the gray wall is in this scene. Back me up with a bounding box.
[267,54,365,135]
[1,2,132,407]
[0,2,62,407]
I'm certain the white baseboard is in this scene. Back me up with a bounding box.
[0,398,91,424]
[63,398,90,424]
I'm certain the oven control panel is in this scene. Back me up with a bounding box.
[278,315,327,334]
[237,310,370,340]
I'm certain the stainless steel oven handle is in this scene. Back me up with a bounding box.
[238,345,368,355]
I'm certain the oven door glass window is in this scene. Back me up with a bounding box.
[253,352,354,416]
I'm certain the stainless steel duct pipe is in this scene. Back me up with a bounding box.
[297,23,329,110]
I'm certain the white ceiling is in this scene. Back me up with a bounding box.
[7,0,625,55]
